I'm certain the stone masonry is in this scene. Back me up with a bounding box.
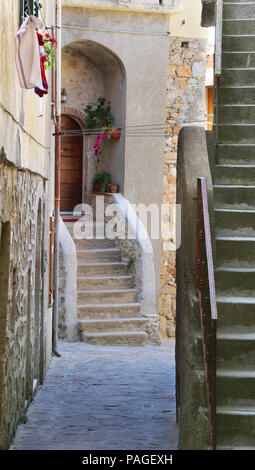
[0,158,50,450]
[159,36,207,338]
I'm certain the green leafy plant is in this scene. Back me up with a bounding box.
[127,256,136,272]
[85,98,115,157]
[93,171,112,192]
[85,97,114,130]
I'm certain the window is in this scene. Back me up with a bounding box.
[20,1,39,25]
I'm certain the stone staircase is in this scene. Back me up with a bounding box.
[65,220,149,346]
[213,0,255,449]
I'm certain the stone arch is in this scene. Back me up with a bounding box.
[61,39,126,194]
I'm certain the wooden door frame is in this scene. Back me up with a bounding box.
[61,106,89,205]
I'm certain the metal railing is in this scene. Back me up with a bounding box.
[196,177,218,450]
[215,0,223,164]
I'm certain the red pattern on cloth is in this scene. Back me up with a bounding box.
[34,33,48,97]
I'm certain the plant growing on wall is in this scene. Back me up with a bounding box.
[85,97,119,157]
[127,256,136,272]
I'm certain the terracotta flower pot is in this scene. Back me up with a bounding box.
[111,128,121,139]
[93,182,102,192]
[110,184,119,193]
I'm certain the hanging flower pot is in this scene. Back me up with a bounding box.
[110,128,121,139]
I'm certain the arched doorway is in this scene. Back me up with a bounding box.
[60,115,83,212]
[61,40,126,194]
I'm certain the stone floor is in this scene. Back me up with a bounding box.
[10,340,177,450]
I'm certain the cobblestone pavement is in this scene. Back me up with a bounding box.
[10,340,177,450]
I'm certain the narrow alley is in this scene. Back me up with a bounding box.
[10,341,177,450]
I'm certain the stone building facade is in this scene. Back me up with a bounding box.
[59,0,183,341]
[59,0,208,341]
[0,1,55,449]
[159,1,208,337]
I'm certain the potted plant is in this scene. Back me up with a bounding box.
[110,128,121,140]
[84,98,121,156]
[106,183,119,193]
[93,171,112,193]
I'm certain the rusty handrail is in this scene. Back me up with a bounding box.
[196,177,217,450]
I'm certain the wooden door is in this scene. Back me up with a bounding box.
[60,115,83,212]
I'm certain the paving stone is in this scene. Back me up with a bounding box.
[10,340,177,450]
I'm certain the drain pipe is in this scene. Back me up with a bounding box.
[52,0,62,357]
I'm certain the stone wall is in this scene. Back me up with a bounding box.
[62,47,104,111]
[159,36,207,338]
[0,160,51,450]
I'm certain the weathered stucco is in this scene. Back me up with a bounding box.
[176,126,215,449]
[62,0,182,14]
[170,0,208,39]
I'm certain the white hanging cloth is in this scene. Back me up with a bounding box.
[14,15,45,90]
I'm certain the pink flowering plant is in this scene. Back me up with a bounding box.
[84,98,114,157]
[94,128,110,157]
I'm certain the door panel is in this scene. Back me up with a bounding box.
[60,115,83,212]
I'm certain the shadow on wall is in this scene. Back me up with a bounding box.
[62,39,127,193]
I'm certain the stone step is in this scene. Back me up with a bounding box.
[65,221,105,236]
[218,370,255,404]
[215,208,255,236]
[77,289,137,304]
[215,267,255,295]
[217,406,255,443]
[216,236,255,266]
[217,145,255,164]
[219,105,255,125]
[214,184,255,209]
[197,369,255,406]
[216,296,255,328]
[217,330,255,370]
[77,262,128,276]
[217,445,255,450]
[196,329,255,371]
[218,123,255,144]
[78,317,147,332]
[192,295,255,330]
[77,248,121,263]
[223,35,255,52]
[224,4,255,21]
[223,19,255,36]
[77,275,134,291]
[222,67,255,86]
[214,164,255,184]
[77,302,141,319]
[220,86,255,105]
[81,330,149,346]
[73,238,116,250]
